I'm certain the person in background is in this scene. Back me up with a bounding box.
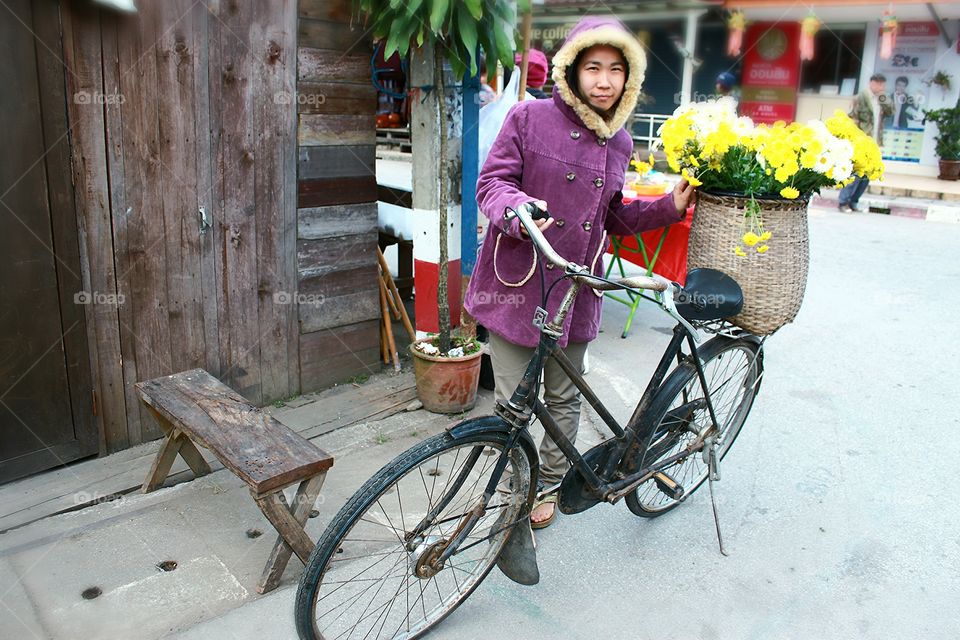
[715,71,737,97]
[515,49,550,99]
[839,73,892,213]
[478,54,497,107]
[714,71,739,112]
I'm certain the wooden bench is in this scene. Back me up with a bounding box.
[136,368,334,594]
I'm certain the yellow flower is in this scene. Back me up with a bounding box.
[648,153,655,165]
[756,244,769,254]
[774,165,797,183]
[742,232,760,246]
[687,154,700,168]
[681,168,702,187]
[780,186,800,199]
[760,231,772,241]
[734,246,747,257]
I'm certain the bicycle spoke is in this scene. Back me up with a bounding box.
[629,341,759,515]
[303,436,530,640]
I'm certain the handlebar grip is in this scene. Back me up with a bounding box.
[529,204,551,221]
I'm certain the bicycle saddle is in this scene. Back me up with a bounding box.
[674,268,744,321]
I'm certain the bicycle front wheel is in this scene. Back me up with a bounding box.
[295,428,533,640]
[625,335,762,517]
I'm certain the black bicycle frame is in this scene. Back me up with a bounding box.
[500,320,693,495]
[440,282,727,558]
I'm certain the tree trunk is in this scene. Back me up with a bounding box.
[435,44,451,353]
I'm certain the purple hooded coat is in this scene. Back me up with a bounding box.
[464,17,683,348]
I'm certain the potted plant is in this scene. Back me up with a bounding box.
[926,70,953,96]
[924,99,960,181]
[659,99,883,334]
[354,0,519,412]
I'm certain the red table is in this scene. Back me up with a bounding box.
[604,194,693,337]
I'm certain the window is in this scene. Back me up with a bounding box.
[800,27,866,93]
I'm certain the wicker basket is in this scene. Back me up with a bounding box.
[687,191,810,335]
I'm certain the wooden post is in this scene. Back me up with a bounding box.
[409,43,463,340]
[517,11,533,99]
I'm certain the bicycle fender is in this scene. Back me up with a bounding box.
[447,415,541,586]
[446,415,540,504]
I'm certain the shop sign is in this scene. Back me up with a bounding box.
[739,22,801,124]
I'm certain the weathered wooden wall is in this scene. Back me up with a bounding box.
[60,0,380,455]
[0,0,98,483]
[66,0,300,448]
[296,0,381,389]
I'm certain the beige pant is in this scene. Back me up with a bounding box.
[488,332,588,487]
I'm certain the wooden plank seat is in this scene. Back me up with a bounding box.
[136,368,334,593]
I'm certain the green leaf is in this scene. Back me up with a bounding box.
[416,25,425,47]
[383,14,414,58]
[401,19,420,56]
[464,0,482,20]
[456,8,479,77]
[404,0,424,16]
[448,46,466,79]
[489,0,515,24]
[383,26,401,58]
[429,0,449,33]
[493,24,514,69]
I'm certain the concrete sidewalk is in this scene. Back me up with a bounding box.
[5,201,956,639]
[0,373,484,639]
[0,347,632,640]
[811,170,960,224]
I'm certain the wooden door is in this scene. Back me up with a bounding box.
[0,0,97,483]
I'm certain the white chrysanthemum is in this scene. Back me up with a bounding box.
[683,98,740,143]
[832,160,854,182]
[733,116,755,137]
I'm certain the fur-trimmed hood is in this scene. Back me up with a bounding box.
[551,16,646,139]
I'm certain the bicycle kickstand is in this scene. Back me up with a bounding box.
[703,435,729,557]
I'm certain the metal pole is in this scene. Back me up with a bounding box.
[680,9,699,106]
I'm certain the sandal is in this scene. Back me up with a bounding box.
[530,493,558,530]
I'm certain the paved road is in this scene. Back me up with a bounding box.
[179,207,960,639]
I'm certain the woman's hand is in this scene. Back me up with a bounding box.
[672,179,696,216]
[519,200,554,235]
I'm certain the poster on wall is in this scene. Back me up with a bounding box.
[739,22,801,124]
[874,21,940,162]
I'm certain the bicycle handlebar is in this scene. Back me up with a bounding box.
[505,203,670,294]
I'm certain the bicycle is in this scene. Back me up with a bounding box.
[295,203,765,640]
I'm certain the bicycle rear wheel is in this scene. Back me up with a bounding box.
[625,335,762,518]
[295,428,533,640]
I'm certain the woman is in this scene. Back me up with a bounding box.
[464,16,695,529]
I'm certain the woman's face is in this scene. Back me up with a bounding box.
[576,45,626,112]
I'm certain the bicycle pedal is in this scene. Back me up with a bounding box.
[653,471,684,500]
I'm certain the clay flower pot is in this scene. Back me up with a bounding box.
[938,159,960,181]
[409,343,483,414]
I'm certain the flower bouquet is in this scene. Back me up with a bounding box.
[657,98,882,334]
